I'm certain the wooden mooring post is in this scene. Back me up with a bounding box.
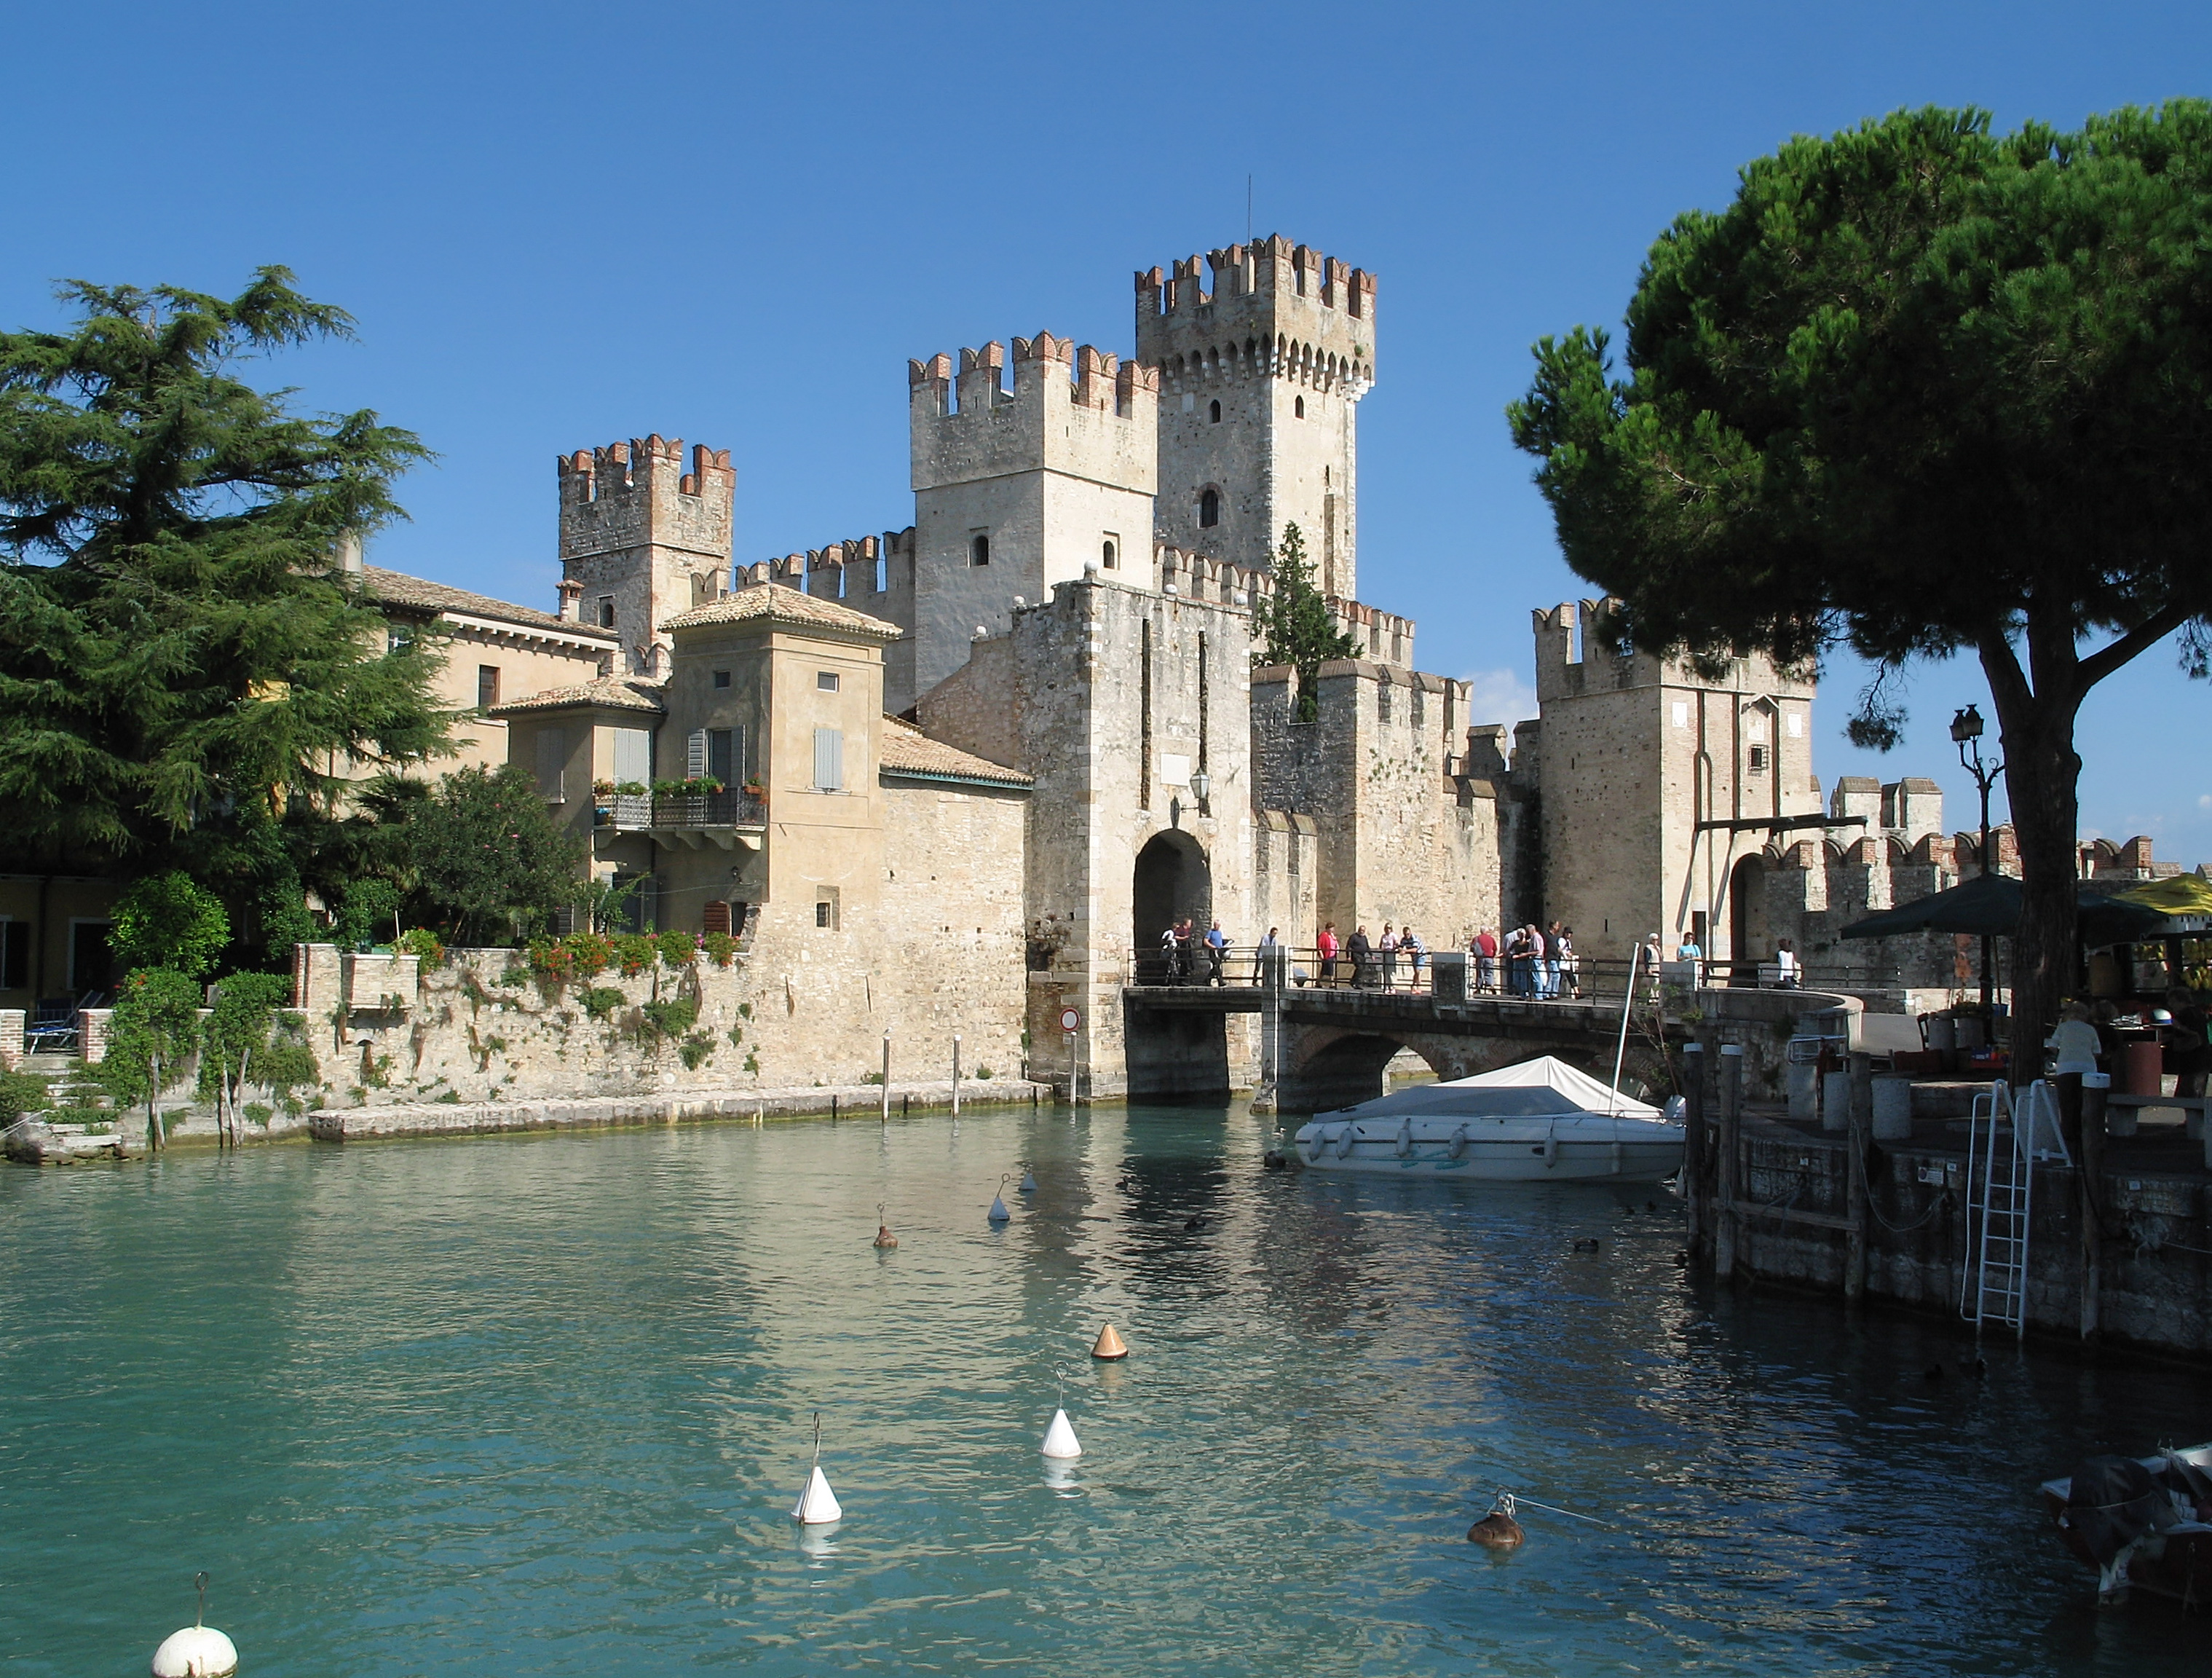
[2072,1072,2105,1342]
[1844,1050,1871,1302]
[1681,1042,1705,1258]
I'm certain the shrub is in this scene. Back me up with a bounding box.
[861,1071,885,1085]
[974,1066,993,1080]
[703,931,740,968]
[679,1031,715,1071]
[580,986,625,1021]
[0,1068,50,1119]
[110,873,229,978]
[639,996,699,1041]
[655,929,698,968]
[334,878,402,951]
[609,933,656,977]
[243,1103,274,1127]
[100,969,205,1147]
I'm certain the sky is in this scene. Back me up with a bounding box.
[5,0,2208,865]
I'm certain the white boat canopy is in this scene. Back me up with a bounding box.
[1330,1055,1662,1121]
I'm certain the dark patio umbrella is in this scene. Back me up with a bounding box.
[1839,872,2168,948]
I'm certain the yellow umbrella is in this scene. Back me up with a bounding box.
[2111,875,2212,919]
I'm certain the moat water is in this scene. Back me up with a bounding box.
[3,1102,2206,1676]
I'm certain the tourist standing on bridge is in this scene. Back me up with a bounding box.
[1318,922,1340,987]
[1174,919,1198,986]
[1379,924,1400,990]
[1503,925,1529,996]
[1527,923,1549,998]
[1557,926,1579,998]
[1256,926,1281,987]
[1348,925,1375,990]
[1544,921,1565,1000]
[1206,920,1229,986]
[1676,931,1703,988]
[1474,927,1498,993]
[1401,926,1426,989]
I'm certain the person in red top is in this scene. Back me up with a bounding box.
[1317,922,1340,988]
[1473,927,1499,993]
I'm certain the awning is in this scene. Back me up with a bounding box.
[1838,872,2170,948]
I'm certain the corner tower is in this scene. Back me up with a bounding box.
[558,436,735,677]
[907,334,1158,701]
[1135,237,1375,596]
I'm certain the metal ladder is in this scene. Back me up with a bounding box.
[1961,1081,2071,1337]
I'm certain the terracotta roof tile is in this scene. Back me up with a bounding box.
[664,584,904,639]
[879,716,1030,787]
[487,678,666,718]
[360,565,618,641]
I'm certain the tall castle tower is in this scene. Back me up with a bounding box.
[558,436,735,677]
[1136,237,1375,597]
[906,334,1158,701]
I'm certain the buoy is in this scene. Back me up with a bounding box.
[873,1202,897,1249]
[1042,1407,1082,1459]
[791,1412,843,1525]
[1091,1322,1128,1360]
[988,1194,1010,1223]
[1467,1492,1525,1548]
[1019,1169,1038,1193]
[1572,1237,1600,1253]
[151,1574,236,1677]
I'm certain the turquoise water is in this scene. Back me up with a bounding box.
[1,1103,2204,1676]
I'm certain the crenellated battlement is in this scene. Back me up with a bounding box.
[1146,543,1413,666]
[557,436,733,509]
[907,334,1158,425]
[1135,235,1375,323]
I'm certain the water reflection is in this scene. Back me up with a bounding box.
[1,1101,2205,1677]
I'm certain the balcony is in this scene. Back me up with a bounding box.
[596,790,767,850]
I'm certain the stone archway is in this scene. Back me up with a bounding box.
[1133,828,1212,983]
[1729,853,1769,974]
[1276,1023,1647,1114]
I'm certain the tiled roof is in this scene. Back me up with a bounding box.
[360,565,618,641]
[487,678,666,718]
[663,584,904,639]
[879,716,1031,787]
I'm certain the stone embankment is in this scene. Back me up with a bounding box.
[307,1078,1050,1143]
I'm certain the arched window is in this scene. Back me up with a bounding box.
[1209,399,1222,424]
[1294,395,1306,419]
[1198,489,1220,528]
[1102,540,1117,569]
[971,534,990,567]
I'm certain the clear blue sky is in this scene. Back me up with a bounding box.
[7,1,2207,865]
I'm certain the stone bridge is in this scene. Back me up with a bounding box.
[1121,983,1675,1111]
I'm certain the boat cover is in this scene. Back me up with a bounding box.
[2065,1455,2177,1565]
[1330,1056,1663,1121]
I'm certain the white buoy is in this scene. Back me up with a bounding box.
[1019,1169,1038,1193]
[988,1176,1011,1223]
[151,1574,236,1677]
[791,1412,843,1525]
[1041,1406,1082,1459]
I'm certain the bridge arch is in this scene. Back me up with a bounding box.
[1277,1022,1656,1115]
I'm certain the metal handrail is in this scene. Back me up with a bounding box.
[597,791,767,830]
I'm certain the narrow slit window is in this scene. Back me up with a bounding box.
[1199,489,1220,528]
[1209,399,1221,423]
[1295,395,1306,418]
[971,534,990,567]
[1102,539,1117,569]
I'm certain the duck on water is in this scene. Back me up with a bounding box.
[1291,1057,1685,1186]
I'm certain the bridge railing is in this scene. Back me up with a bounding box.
[1131,946,1667,1005]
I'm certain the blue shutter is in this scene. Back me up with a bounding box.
[814,727,843,792]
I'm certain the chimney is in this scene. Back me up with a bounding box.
[336,531,364,573]
[556,578,582,622]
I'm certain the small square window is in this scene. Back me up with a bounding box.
[1748,744,1769,772]
[712,669,730,689]
[818,671,840,693]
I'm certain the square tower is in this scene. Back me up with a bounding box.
[1533,599,1820,963]
[558,436,735,678]
[1136,237,1375,596]
[907,334,1158,702]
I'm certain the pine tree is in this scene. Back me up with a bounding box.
[0,268,450,897]
[1255,522,1356,723]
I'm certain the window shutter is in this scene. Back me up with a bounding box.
[613,728,652,784]
[731,725,747,784]
[687,728,708,779]
[814,727,842,792]
[537,726,566,800]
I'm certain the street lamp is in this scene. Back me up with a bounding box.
[1951,704,2004,1023]
[1188,769,1211,812]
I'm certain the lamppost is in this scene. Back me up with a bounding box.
[1951,704,2003,1022]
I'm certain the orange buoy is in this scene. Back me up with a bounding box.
[1091,1323,1128,1360]
[1467,1492,1524,1548]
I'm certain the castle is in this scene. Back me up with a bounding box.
[15,233,2192,1096]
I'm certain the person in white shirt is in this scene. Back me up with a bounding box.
[1774,939,1800,989]
[2046,1001,2104,1077]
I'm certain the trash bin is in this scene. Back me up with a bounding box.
[1871,1075,1914,1141]
[2123,1041,2164,1098]
[1822,1070,1853,1134]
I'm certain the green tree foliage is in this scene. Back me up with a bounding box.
[198,971,316,1143]
[395,765,585,948]
[1255,522,1356,723]
[0,267,451,899]
[1508,102,2212,1067]
[100,968,204,1150]
[108,870,229,978]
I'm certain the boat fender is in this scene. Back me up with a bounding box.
[1542,1122,1559,1170]
[1337,1125,1358,1160]
[1448,1124,1469,1160]
[1395,1119,1413,1158]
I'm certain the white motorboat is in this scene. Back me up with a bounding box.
[1292,1057,1685,1183]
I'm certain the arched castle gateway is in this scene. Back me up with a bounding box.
[318,234,1994,1100]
